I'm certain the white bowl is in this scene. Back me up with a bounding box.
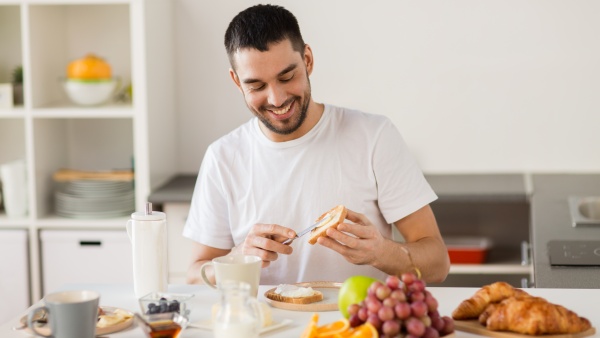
[63,79,118,106]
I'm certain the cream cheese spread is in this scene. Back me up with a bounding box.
[274,284,315,298]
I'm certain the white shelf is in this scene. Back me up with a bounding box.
[0,0,176,304]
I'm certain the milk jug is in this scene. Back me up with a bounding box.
[126,202,168,298]
[213,281,260,338]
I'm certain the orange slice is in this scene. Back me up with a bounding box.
[316,318,350,337]
[301,313,320,338]
[333,323,379,338]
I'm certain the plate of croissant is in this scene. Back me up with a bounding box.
[451,281,595,337]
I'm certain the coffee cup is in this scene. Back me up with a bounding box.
[27,290,100,338]
[200,255,262,297]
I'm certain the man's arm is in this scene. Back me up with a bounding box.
[317,205,450,283]
[186,243,230,285]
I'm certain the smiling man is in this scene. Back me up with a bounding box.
[183,4,450,285]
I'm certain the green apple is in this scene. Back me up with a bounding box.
[338,275,379,318]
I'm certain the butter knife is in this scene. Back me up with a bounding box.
[282,214,334,245]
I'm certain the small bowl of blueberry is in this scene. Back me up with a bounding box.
[138,292,193,325]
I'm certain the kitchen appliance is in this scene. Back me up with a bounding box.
[548,240,600,266]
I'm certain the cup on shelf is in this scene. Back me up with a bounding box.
[0,159,28,218]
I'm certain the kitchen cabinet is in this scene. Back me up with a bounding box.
[0,0,177,303]
[40,230,133,294]
[426,174,533,288]
[0,230,29,324]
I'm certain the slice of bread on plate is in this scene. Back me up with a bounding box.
[308,205,348,245]
[265,290,323,304]
[265,284,324,304]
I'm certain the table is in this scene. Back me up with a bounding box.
[2,284,599,337]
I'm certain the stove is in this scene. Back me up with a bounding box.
[548,240,600,266]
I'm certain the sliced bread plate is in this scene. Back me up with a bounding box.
[264,281,342,312]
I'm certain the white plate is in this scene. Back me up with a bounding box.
[188,318,293,335]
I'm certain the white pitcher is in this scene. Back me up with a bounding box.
[126,202,168,298]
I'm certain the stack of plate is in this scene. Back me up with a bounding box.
[55,180,135,219]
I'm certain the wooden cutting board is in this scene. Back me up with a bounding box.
[454,320,596,338]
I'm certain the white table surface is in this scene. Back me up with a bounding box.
[2,284,598,338]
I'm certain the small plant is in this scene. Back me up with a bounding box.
[12,65,23,84]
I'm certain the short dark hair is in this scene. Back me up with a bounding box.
[224,4,305,67]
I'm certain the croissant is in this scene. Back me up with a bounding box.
[452,281,528,320]
[483,296,592,335]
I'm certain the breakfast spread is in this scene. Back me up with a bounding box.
[265,284,324,304]
[308,205,348,245]
[452,281,593,335]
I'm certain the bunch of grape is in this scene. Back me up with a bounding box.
[347,273,455,338]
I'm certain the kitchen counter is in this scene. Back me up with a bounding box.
[530,174,600,288]
[2,284,598,337]
[148,175,196,204]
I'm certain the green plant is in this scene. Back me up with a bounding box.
[12,65,23,84]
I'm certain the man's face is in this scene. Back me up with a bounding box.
[230,39,313,141]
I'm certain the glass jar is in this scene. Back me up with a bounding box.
[213,281,260,338]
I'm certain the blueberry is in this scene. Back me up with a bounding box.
[168,302,180,313]
[159,302,169,313]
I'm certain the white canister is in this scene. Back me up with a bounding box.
[0,159,28,218]
[126,203,168,298]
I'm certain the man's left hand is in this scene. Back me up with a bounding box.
[316,209,386,265]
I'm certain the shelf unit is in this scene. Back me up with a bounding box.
[0,0,176,304]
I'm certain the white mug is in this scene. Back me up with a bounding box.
[200,255,262,297]
[27,290,100,338]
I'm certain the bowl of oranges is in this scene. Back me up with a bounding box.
[63,54,119,106]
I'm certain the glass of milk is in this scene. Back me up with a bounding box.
[213,281,260,338]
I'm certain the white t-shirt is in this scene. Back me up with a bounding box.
[183,104,437,284]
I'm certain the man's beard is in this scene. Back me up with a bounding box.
[250,81,311,136]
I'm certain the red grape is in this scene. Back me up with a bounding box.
[425,296,438,312]
[420,315,432,327]
[441,316,455,335]
[406,317,426,337]
[409,279,426,292]
[383,297,399,308]
[367,314,382,330]
[378,306,395,322]
[366,297,382,314]
[382,320,401,337]
[386,275,401,290]
[358,307,369,321]
[411,300,428,318]
[401,272,417,285]
[390,289,407,302]
[376,285,392,300]
[423,327,440,338]
[394,302,411,319]
[409,290,425,302]
[347,303,360,317]
[431,316,445,332]
[349,314,363,328]
[369,281,384,296]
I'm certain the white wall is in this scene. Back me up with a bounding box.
[174,0,600,174]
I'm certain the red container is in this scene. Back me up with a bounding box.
[445,237,492,264]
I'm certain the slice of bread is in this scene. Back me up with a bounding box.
[265,289,324,304]
[308,205,348,245]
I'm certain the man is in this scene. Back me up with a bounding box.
[184,4,450,285]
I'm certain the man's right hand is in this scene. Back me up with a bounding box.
[230,223,296,267]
